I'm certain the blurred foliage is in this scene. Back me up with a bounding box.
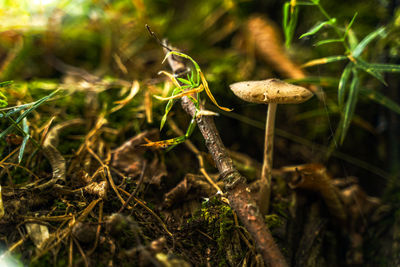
[283,0,400,146]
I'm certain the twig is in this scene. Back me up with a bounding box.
[87,200,103,256]
[73,237,89,267]
[118,188,173,237]
[118,161,147,213]
[162,40,288,267]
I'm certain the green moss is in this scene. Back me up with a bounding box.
[193,197,245,265]
[201,199,233,224]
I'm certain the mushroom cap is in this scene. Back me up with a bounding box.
[229,79,313,104]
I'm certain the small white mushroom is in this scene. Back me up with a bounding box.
[229,79,313,104]
[229,79,313,214]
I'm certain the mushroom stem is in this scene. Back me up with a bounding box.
[259,103,277,214]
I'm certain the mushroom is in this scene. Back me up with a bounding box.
[229,78,313,214]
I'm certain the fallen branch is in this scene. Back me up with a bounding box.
[163,41,288,267]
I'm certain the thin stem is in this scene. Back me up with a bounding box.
[259,103,277,215]
[316,3,350,51]
[316,3,332,21]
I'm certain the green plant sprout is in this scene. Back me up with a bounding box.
[283,0,400,144]
[143,51,232,149]
[0,88,59,162]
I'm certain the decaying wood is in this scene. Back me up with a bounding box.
[163,42,288,267]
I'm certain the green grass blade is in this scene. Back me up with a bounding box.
[338,63,353,107]
[0,114,25,137]
[352,27,385,57]
[300,19,336,39]
[160,100,175,131]
[160,87,182,131]
[360,87,400,115]
[283,2,290,45]
[314,38,344,47]
[189,71,194,84]
[354,57,387,86]
[363,63,400,72]
[2,103,34,118]
[340,69,359,144]
[160,112,169,132]
[344,12,358,39]
[0,101,38,112]
[18,117,29,163]
[283,2,299,48]
[15,89,59,123]
[177,78,192,85]
[0,89,59,139]
[302,55,347,68]
[347,29,359,50]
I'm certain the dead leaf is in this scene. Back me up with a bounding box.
[111,129,159,176]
